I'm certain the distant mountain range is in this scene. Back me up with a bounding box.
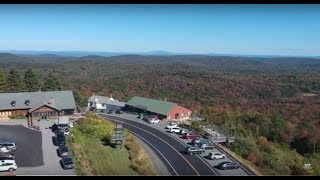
[0,50,319,59]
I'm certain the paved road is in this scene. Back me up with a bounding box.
[132,134,171,175]
[103,115,218,176]
[104,113,250,176]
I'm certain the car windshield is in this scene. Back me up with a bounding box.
[57,133,65,139]
[61,147,68,152]
[64,158,73,164]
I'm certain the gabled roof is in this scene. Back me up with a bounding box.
[0,91,76,111]
[126,96,177,116]
[88,95,125,107]
[88,96,111,104]
[28,102,61,113]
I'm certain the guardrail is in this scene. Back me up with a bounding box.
[179,123,255,176]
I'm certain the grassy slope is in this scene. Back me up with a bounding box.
[68,136,139,175]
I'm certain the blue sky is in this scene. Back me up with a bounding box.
[0,4,320,56]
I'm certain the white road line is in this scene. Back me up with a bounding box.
[107,115,218,175]
[196,154,218,174]
[128,130,179,176]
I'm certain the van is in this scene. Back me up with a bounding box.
[0,141,17,151]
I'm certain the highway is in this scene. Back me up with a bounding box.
[103,115,218,176]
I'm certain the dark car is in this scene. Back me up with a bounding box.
[185,146,205,155]
[57,145,69,157]
[116,110,123,114]
[54,132,66,146]
[216,161,240,170]
[191,138,208,145]
[51,123,59,133]
[60,156,74,170]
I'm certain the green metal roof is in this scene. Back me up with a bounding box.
[126,96,177,116]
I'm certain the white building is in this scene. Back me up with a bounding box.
[88,95,125,112]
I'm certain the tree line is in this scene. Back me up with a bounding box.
[0,68,62,93]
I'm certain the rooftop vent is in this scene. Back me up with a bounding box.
[25,99,30,106]
[11,100,16,107]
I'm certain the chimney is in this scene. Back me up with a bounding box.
[49,97,55,106]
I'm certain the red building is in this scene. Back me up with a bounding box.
[125,96,192,122]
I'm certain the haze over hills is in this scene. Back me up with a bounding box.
[0,50,319,59]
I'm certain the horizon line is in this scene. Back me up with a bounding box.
[0,49,319,58]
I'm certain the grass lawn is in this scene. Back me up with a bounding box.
[69,137,139,176]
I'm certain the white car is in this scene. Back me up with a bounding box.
[0,147,10,154]
[0,160,17,172]
[170,127,181,133]
[166,123,178,129]
[148,119,161,124]
[208,152,226,160]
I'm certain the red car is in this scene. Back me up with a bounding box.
[183,133,201,139]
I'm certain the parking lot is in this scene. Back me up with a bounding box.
[0,124,43,167]
[105,113,248,176]
[0,120,76,176]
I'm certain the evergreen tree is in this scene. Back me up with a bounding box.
[0,70,6,92]
[6,68,23,92]
[43,73,62,91]
[24,68,40,92]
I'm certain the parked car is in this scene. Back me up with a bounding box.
[191,138,208,145]
[148,119,161,124]
[185,146,205,155]
[170,127,181,133]
[183,133,201,139]
[0,146,14,155]
[179,129,187,135]
[208,152,226,160]
[57,145,69,157]
[0,141,17,151]
[215,161,239,170]
[107,110,113,114]
[60,156,74,170]
[116,110,123,114]
[0,154,14,160]
[166,123,178,129]
[54,132,66,146]
[0,160,17,172]
[199,143,215,150]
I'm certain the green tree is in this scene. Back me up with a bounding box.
[43,73,62,91]
[0,70,6,92]
[73,91,88,107]
[6,68,23,92]
[24,68,40,92]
